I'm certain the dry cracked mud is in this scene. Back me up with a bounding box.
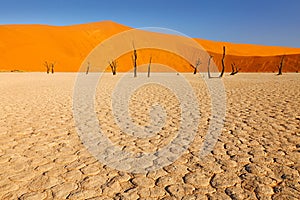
[0,73,299,199]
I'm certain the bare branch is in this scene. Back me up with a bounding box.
[207,55,213,78]
[193,58,201,74]
[44,61,50,74]
[86,62,90,75]
[219,46,226,78]
[230,62,240,75]
[51,62,55,74]
[277,55,284,75]
[147,56,152,78]
[132,42,137,77]
[109,60,117,75]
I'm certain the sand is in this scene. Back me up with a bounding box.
[0,72,299,199]
[1,21,300,72]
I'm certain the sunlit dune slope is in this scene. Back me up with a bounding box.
[196,39,300,72]
[0,21,299,72]
[0,21,130,72]
[196,38,300,56]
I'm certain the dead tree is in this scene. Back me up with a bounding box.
[219,46,226,78]
[147,56,152,78]
[207,55,213,78]
[44,61,55,74]
[44,61,50,74]
[277,55,285,75]
[230,62,240,75]
[193,58,201,74]
[132,43,137,77]
[86,62,90,75]
[51,62,55,74]
[109,60,117,75]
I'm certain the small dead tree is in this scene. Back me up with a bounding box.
[193,58,201,74]
[277,55,285,75]
[86,62,90,75]
[219,46,226,78]
[132,43,137,77]
[207,55,213,78]
[44,61,50,74]
[44,61,55,74]
[51,62,55,74]
[230,62,240,75]
[147,56,152,78]
[109,60,117,75]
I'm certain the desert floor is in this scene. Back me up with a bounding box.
[0,72,299,200]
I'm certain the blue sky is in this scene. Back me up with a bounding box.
[0,0,299,47]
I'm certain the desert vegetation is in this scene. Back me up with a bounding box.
[219,46,226,78]
[44,61,55,74]
[207,55,213,78]
[277,55,285,75]
[86,62,90,74]
[51,63,55,74]
[147,56,152,78]
[44,61,50,74]
[230,62,240,75]
[109,60,117,75]
[132,43,137,77]
[192,58,201,75]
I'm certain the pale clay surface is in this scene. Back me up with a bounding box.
[0,73,299,199]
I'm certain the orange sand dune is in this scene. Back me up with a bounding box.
[0,21,130,72]
[196,39,300,56]
[0,21,299,72]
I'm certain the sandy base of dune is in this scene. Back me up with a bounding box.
[0,72,299,199]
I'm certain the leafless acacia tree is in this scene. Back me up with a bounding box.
[193,58,201,74]
[132,43,137,77]
[207,55,213,78]
[109,60,117,75]
[230,62,240,75]
[44,61,50,74]
[86,62,90,75]
[44,61,55,74]
[277,55,285,75]
[147,56,152,78]
[219,46,226,78]
[51,62,55,74]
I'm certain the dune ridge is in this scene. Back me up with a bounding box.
[0,20,299,72]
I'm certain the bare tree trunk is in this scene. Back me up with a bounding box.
[109,60,117,75]
[132,43,137,77]
[51,62,55,74]
[193,58,201,74]
[207,56,213,78]
[147,56,152,78]
[86,62,90,75]
[277,55,284,75]
[44,61,55,74]
[44,61,50,74]
[219,46,226,78]
[230,62,240,75]
[193,67,197,74]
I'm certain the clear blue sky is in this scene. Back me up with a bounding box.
[0,0,299,47]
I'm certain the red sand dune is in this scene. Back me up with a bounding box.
[0,20,299,72]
